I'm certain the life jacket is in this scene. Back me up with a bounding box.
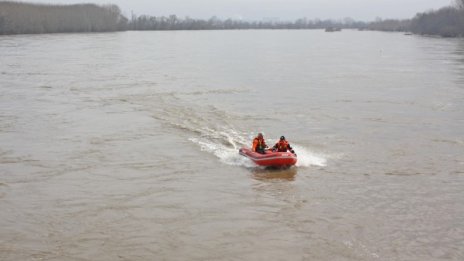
[275,140,289,152]
[252,137,266,151]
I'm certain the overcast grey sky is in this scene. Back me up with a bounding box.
[22,0,453,21]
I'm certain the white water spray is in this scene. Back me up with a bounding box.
[189,129,327,168]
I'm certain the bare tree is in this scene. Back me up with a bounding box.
[367,19,411,32]
[457,0,464,9]
[1,0,461,36]
[410,6,463,37]
[0,2,128,35]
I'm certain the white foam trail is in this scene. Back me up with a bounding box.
[292,145,327,167]
[189,137,255,168]
[189,129,328,169]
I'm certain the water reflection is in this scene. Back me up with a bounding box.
[250,167,305,224]
[251,167,298,181]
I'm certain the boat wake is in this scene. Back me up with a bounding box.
[190,131,327,168]
[189,133,255,168]
[138,91,328,168]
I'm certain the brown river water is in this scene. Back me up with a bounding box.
[1,30,463,260]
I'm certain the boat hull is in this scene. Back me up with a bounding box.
[239,147,297,167]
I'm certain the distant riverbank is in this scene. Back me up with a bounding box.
[368,4,464,37]
[0,2,127,34]
[0,1,463,37]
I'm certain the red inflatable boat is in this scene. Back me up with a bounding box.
[239,147,297,167]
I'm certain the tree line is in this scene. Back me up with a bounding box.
[128,14,365,31]
[410,2,464,37]
[0,0,463,37]
[0,1,364,34]
[365,0,464,37]
[363,19,411,32]
[0,1,127,35]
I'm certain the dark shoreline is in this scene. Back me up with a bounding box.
[1,1,463,37]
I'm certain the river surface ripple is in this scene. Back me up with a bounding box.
[1,30,463,260]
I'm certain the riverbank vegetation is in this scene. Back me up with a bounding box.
[0,2,363,34]
[128,15,364,30]
[364,19,411,32]
[0,2,127,34]
[0,1,463,37]
[410,3,464,37]
[366,0,464,37]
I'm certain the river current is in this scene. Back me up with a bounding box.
[1,30,463,260]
